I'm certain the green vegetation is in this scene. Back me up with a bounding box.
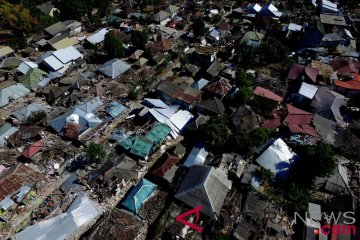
[257,167,273,182]
[235,38,290,69]
[291,143,336,188]
[192,17,208,36]
[83,142,106,163]
[57,0,111,20]
[26,111,47,125]
[128,85,144,100]
[212,14,222,24]
[233,68,253,104]
[201,116,232,152]
[104,32,125,58]
[251,95,278,117]
[201,114,270,154]
[131,30,149,49]
[0,1,37,33]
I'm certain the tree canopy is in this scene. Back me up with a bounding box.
[201,116,232,152]
[235,38,290,69]
[57,0,111,20]
[291,143,336,187]
[131,30,149,49]
[0,1,37,33]
[83,142,106,163]
[192,17,208,36]
[104,32,125,58]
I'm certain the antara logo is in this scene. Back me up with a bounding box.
[293,211,357,236]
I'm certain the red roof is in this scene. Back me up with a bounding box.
[217,20,231,32]
[261,116,281,130]
[205,78,232,97]
[334,79,360,90]
[287,64,319,82]
[332,59,360,76]
[21,141,43,159]
[254,86,283,102]
[284,104,317,137]
[287,64,305,81]
[152,154,180,178]
[0,164,42,200]
[304,67,319,83]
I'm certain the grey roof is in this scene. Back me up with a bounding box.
[76,96,103,113]
[0,197,15,210]
[206,61,223,77]
[89,154,140,183]
[0,83,30,108]
[311,87,347,122]
[16,185,32,203]
[14,192,102,240]
[314,164,350,194]
[44,22,68,36]
[197,97,225,115]
[0,123,18,146]
[313,114,344,147]
[191,78,209,90]
[98,59,131,79]
[36,1,56,15]
[175,165,231,218]
[157,81,180,98]
[152,10,171,22]
[12,103,51,122]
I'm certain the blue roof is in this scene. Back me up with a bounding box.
[0,123,18,146]
[106,102,127,118]
[48,97,103,133]
[121,178,157,213]
[16,185,32,203]
[77,96,103,113]
[191,78,209,90]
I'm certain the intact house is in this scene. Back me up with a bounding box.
[175,165,232,219]
[152,10,171,26]
[156,81,202,110]
[38,46,83,74]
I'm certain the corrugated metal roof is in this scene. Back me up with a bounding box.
[143,98,168,108]
[51,37,79,50]
[86,28,109,44]
[106,102,127,118]
[175,165,231,218]
[183,146,208,167]
[0,46,14,58]
[43,55,63,71]
[0,197,14,210]
[254,86,283,102]
[17,61,38,75]
[52,46,82,64]
[0,123,18,146]
[21,141,43,159]
[14,192,102,240]
[98,58,131,79]
[12,102,51,122]
[0,83,30,107]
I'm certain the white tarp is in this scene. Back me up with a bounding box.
[256,138,297,176]
[299,82,318,99]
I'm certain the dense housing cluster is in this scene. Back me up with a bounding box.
[0,0,360,239]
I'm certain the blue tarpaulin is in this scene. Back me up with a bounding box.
[121,178,157,213]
